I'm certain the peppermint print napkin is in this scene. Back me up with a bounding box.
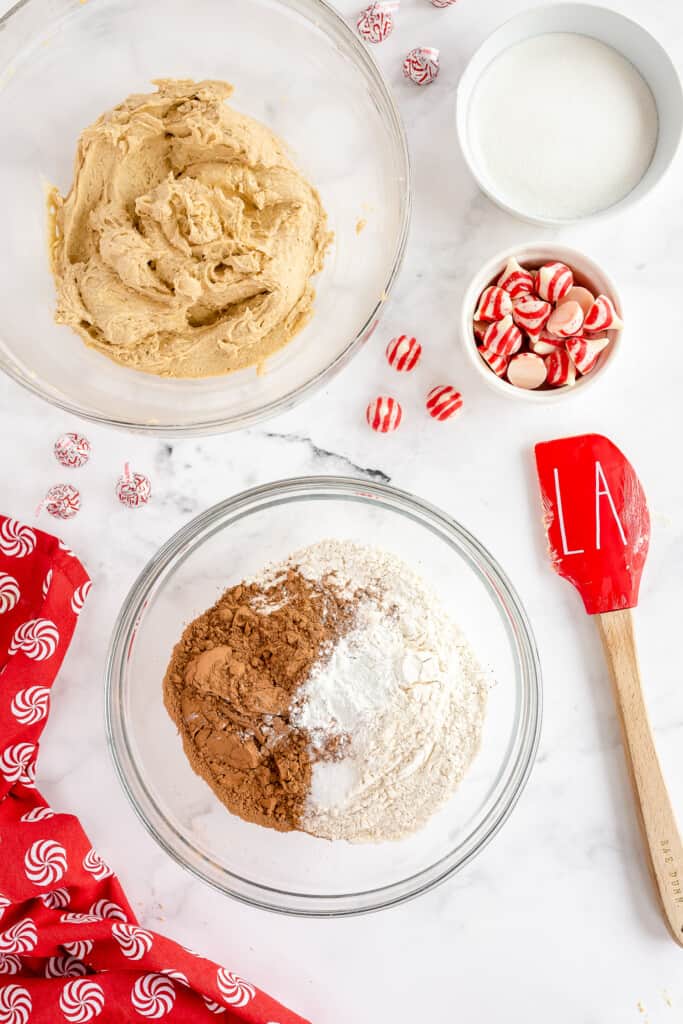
[0,516,309,1024]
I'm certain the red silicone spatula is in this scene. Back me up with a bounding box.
[535,433,683,946]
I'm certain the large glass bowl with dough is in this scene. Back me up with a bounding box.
[106,478,542,916]
[0,0,409,435]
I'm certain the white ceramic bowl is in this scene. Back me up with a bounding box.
[456,3,683,225]
[462,244,623,403]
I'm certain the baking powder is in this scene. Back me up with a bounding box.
[468,33,658,220]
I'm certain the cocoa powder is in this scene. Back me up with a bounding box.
[163,569,354,831]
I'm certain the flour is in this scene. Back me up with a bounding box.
[468,33,658,220]
[255,541,488,843]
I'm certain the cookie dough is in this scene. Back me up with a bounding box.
[48,79,331,377]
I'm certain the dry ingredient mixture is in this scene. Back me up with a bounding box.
[48,79,331,378]
[163,541,488,842]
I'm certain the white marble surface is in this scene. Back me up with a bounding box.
[2,0,683,1019]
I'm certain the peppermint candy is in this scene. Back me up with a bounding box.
[546,299,584,339]
[54,433,91,469]
[425,386,463,421]
[506,352,547,390]
[0,954,22,975]
[20,806,54,823]
[496,257,535,299]
[512,295,552,334]
[566,335,610,375]
[0,920,37,955]
[356,1,397,43]
[545,349,576,388]
[479,347,508,377]
[59,979,105,1023]
[482,316,522,356]
[71,581,92,616]
[9,618,59,661]
[0,743,37,785]
[0,984,31,1024]
[88,899,127,922]
[529,331,564,356]
[115,470,151,509]
[63,940,94,961]
[216,968,256,1007]
[474,285,512,322]
[82,848,113,881]
[10,686,50,725]
[45,954,87,978]
[45,484,81,520]
[0,574,20,615]
[131,974,175,1018]
[536,262,573,304]
[24,839,68,887]
[111,923,153,960]
[366,396,402,433]
[403,46,440,85]
[39,887,70,909]
[583,293,623,332]
[0,521,36,559]
[385,334,422,372]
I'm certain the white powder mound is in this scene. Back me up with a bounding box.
[253,540,488,843]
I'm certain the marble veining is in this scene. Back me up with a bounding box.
[1,0,683,1021]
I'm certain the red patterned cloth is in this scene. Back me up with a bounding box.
[0,517,309,1024]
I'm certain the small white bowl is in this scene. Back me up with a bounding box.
[462,244,623,402]
[456,3,683,225]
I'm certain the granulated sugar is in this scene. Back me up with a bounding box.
[257,540,488,843]
[468,33,658,220]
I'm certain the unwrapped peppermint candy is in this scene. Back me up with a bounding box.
[403,47,440,86]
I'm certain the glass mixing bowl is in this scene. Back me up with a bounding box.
[106,478,542,916]
[0,0,409,435]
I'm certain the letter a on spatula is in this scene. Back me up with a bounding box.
[534,433,683,946]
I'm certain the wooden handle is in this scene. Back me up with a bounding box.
[597,608,683,946]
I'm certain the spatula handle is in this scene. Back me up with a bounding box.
[597,608,683,946]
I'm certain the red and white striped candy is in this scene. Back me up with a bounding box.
[403,47,440,86]
[529,331,564,356]
[583,294,623,333]
[482,315,522,356]
[474,285,512,322]
[566,336,610,375]
[385,334,422,372]
[536,262,573,304]
[54,433,91,469]
[558,286,594,317]
[473,320,488,343]
[512,295,552,334]
[507,352,547,390]
[479,347,508,377]
[366,396,403,432]
[356,2,397,43]
[545,350,576,388]
[45,484,80,520]
[426,386,463,421]
[497,257,535,300]
[546,299,584,339]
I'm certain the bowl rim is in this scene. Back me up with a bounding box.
[105,475,543,917]
[455,1,683,227]
[0,0,411,437]
[461,242,624,403]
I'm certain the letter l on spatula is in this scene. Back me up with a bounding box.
[535,432,683,945]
